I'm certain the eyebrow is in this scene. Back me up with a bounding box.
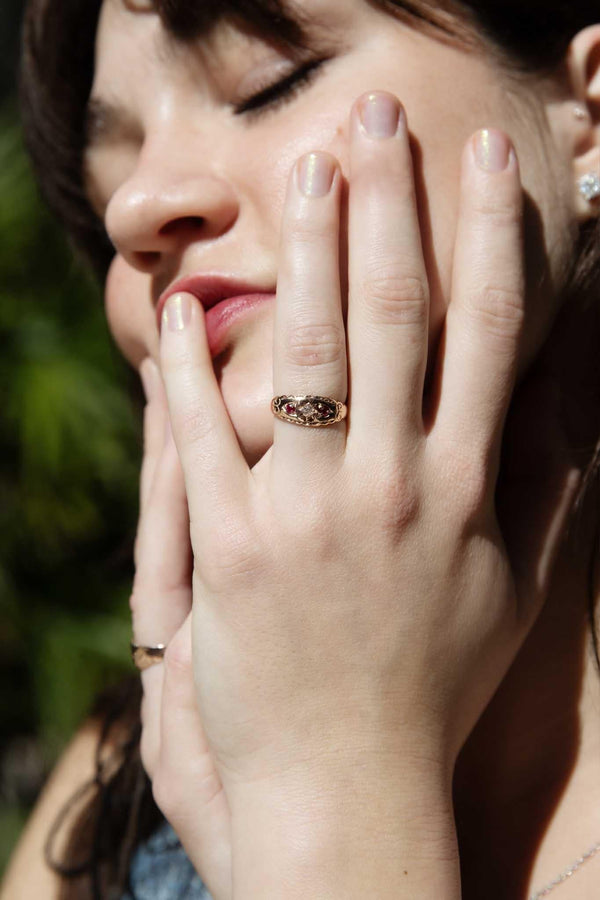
[83,96,142,153]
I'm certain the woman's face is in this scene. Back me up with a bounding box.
[89,0,579,464]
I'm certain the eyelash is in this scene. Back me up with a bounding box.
[233,58,328,118]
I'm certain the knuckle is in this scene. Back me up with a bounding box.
[374,480,421,533]
[202,521,265,589]
[129,570,188,619]
[286,321,345,369]
[442,447,491,521]
[471,190,522,227]
[360,462,421,533]
[129,586,141,618]
[362,270,429,326]
[466,285,524,342]
[177,403,218,447]
[286,497,334,540]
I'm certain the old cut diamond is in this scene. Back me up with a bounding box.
[579,173,600,201]
[298,401,318,417]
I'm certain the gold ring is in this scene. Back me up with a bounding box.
[131,643,167,671]
[271,395,347,427]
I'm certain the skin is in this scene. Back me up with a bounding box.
[76,0,600,896]
[95,0,586,463]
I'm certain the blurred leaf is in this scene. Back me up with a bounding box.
[0,806,29,872]
[35,611,132,757]
[1,97,143,871]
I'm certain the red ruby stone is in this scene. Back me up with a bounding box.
[285,403,296,415]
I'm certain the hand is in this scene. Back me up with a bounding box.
[131,358,232,900]
[157,91,579,892]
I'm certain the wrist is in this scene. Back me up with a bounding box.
[229,758,460,899]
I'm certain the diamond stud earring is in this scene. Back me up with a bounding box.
[574,105,588,121]
[578,173,600,202]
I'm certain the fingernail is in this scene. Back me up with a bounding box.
[359,92,402,139]
[139,357,159,402]
[473,129,511,172]
[297,152,336,197]
[163,293,192,332]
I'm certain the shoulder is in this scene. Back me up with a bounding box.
[0,718,104,900]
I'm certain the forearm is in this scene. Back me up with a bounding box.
[230,759,461,899]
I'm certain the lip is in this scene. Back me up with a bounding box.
[205,293,275,356]
[157,274,276,356]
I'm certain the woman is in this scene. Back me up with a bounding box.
[3,0,600,896]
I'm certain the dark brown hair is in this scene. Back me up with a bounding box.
[18,1,600,897]
[19,0,600,286]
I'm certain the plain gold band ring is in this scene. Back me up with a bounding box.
[131,643,167,671]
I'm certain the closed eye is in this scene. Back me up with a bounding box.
[233,58,328,118]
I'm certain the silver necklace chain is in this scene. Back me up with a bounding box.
[528,840,600,899]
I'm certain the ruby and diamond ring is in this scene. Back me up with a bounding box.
[271,395,347,427]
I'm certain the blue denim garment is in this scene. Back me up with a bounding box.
[122,820,213,900]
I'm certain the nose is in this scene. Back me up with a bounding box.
[105,143,240,272]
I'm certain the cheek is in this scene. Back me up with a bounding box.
[105,256,159,367]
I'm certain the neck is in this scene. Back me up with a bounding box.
[454,467,600,898]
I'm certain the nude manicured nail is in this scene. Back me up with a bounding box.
[297,152,336,197]
[360,92,402,139]
[163,293,192,331]
[474,129,511,172]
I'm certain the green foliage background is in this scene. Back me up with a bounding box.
[0,6,143,870]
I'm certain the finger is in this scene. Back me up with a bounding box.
[156,616,232,899]
[140,667,162,779]
[346,92,430,452]
[131,429,192,645]
[133,429,192,777]
[433,129,525,476]
[271,151,347,482]
[139,357,168,515]
[160,292,250,544]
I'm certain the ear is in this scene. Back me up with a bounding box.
[566,25,600,221]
